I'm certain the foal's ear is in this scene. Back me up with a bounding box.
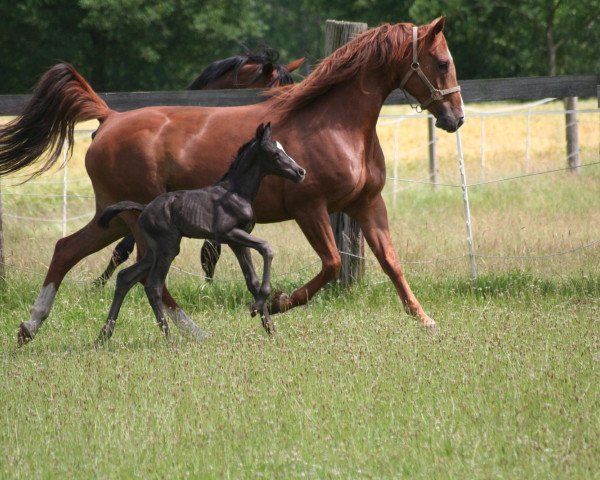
[263,122,272,139]
[256,123,266,139]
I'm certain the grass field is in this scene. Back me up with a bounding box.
[1,100,599,478]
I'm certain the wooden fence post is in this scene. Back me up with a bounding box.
[564,97,580,174]
[325,20,367,286]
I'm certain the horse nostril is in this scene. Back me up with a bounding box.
[457,116,465,129]
[299,168,306,176]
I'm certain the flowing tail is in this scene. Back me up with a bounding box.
[0,63,111,180]
[98,201,146,229]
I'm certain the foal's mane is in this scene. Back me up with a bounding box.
[187,48,293,89]
[271,23,412,115]
[217,138,257,182]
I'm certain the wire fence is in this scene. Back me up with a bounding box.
[1,99,599,285]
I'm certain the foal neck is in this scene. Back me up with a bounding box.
[219,145,265,201]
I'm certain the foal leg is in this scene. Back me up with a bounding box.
[120,214,208,341]
[349,194,435,328]
[224,232,275,335]
[269,204,341,314]
[143,247,180,341]
[92,234,136,287]
[18,214,128,346]
[95,253,154,345]
[229,244,275,335]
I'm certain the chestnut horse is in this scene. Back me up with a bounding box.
[94,49,305,286]
[0,17,463,345]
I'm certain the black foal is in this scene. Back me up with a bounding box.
[96,123,305,343]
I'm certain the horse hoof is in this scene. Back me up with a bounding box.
[17,323,33,347]
[421,315,437,330]
[269,291,291,314]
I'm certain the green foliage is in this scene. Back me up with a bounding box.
[410,0,600,77]
[1,0,598,92]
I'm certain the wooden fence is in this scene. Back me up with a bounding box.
[0,75,597,115]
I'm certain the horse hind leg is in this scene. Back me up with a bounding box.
[18,215,128,346]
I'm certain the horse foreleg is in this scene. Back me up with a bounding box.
[350,194,435,328]
[269,205,341,314]
[92,234,135,287]
[18,215,128,346]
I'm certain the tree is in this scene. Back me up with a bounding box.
[410,0,600,78]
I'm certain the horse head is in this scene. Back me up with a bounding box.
[399,17,464,132]
[255,123,305,183]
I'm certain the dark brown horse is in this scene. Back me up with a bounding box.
[0,17,464,345]
[187,48,305,89]
[94,49,305,286]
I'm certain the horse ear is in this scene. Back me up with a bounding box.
[263,122,272,139]
[429,16,446,37]
[262,63,274,76]
[256,123,265,139]
[284,57,305,73]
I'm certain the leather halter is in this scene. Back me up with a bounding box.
[398,26,461,112]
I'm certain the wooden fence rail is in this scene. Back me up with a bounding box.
[0,75,597,115]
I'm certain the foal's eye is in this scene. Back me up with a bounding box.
[438,61,449,72]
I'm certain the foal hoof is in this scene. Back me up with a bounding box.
[261,313,277,336]
[17,323,33,347]
[269,291,291,314]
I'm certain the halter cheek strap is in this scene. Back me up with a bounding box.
[399,26,461,111]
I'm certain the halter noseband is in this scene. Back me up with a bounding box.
[398,26,461,112]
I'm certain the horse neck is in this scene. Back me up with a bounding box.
[219,150,264,202]
[291,68,395,134]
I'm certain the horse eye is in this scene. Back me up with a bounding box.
[438,61,449,72]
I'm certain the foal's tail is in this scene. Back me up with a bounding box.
[98,201,146,229]
[0,63,112,180]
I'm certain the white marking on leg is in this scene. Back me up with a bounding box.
[162,302,210,341]
[23,283,57,337]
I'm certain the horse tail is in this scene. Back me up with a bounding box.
[0,63,112,180]
[98,201,146,229]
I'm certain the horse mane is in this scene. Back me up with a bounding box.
[270,23,412,115]
[217,137,257,182]
[187,48,293,89]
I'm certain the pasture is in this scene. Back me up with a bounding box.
[1,100,599,478]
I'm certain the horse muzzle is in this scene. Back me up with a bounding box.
[436,114,464,133]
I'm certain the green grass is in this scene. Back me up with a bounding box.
[1,101,599,477]
[1,275,599,478]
